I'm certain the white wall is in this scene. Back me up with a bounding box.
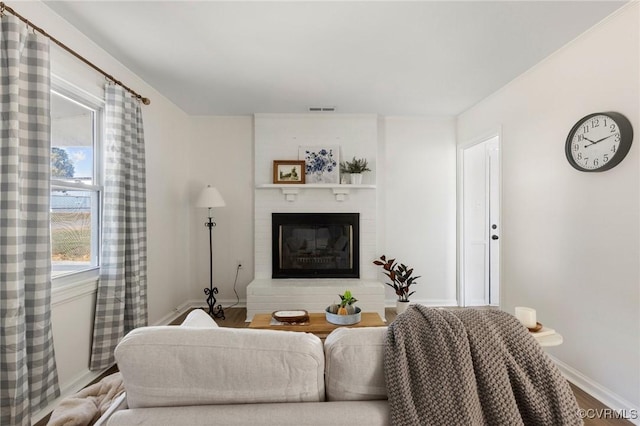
[457,3,639,410]
[18,2,193,420]
[188,116,255,304]
[380,117,458,305]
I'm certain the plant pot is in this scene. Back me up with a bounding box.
[326,306,361,325]
[396,300,410,315]
[350,173,363,185]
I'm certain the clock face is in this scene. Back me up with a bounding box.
[566,112,633,172]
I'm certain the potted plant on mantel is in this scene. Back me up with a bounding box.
[373,255,420,314]
[340,157,371,185]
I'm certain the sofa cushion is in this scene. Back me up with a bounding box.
[179,309,218,328]
[324,327,388,401]
[115,327,325,408]
[108,400,390,426]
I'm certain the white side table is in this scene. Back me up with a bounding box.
[534,332,563,347]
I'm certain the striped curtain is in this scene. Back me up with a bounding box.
[90,84,148,371]
[0,15,60,425]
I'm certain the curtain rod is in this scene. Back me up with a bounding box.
[0,2,151,105]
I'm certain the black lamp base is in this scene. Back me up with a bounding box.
[204,286,225,319]
[204,215,225,320]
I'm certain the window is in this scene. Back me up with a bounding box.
[50,87,102,280]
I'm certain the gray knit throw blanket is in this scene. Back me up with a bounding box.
[384,306,582,426]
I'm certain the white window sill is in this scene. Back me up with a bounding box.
[52,268,99,306]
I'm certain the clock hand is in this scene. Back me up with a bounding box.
[593,134,615,144]
[583,136,597,148]
[584,134,615,148]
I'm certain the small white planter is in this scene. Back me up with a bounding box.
[350,173,363,185]
[396,300,410,315]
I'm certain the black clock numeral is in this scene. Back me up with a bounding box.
[593,158,599,167]
[576,134,584,143]
[610,124,616,132]
[611,145,617,153]
[615,133,620,142]
[583,125,590,133]
[591,118,599,128]
[577,152,583,160]
[603,154,609,163]
[583,157,589,165]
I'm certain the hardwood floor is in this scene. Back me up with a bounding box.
[36,307,631,425]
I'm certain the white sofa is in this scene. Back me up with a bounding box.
[105,309,390,425]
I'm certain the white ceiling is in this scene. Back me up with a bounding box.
[44,1,626,116]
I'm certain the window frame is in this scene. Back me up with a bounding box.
[50,77,104,287]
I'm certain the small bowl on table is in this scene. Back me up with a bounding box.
[272,310,309,324]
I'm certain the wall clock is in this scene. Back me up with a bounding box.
[565,112,633,172]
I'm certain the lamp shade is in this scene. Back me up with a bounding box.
[196,185,226,208]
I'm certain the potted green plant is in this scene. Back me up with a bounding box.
[326,290,361,324]
[340,157,371,185]
[373,255,420,314]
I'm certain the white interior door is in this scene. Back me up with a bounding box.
[460,135,500,306]
[487,139,500,306]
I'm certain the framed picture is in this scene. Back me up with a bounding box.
[273,160,306,184]
[298,145,340,184]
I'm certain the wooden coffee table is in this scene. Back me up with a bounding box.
[249,312,385,339]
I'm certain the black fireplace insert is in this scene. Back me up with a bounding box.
[272,213,359,279]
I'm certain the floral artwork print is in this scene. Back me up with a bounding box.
[298,145,340,184]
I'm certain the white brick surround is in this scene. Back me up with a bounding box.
[246,114,385,321]
[253,188,377,279]
[247,279,385,321]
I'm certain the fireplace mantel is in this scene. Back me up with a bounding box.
[257,184,376,202]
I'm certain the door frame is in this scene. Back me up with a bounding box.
[456,128,503,307]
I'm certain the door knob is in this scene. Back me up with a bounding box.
[491,235,499,240]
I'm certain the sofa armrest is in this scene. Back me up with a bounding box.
[179,309,218,328]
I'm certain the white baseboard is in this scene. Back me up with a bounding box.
[385,298,458,308]
[549,355,640,425]
[152,307,186,326]
[175,299,247,313]
[183,298,463,314]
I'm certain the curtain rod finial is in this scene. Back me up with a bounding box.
[141,97,151,105]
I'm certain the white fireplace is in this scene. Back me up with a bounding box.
[246,114,385,321]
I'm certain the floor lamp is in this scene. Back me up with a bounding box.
[196,185,226,319]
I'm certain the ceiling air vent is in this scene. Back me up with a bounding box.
[308,106,336,112]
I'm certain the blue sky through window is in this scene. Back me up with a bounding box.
[65,146,93,178]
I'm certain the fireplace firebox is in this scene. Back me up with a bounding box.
[272,213,359,279]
